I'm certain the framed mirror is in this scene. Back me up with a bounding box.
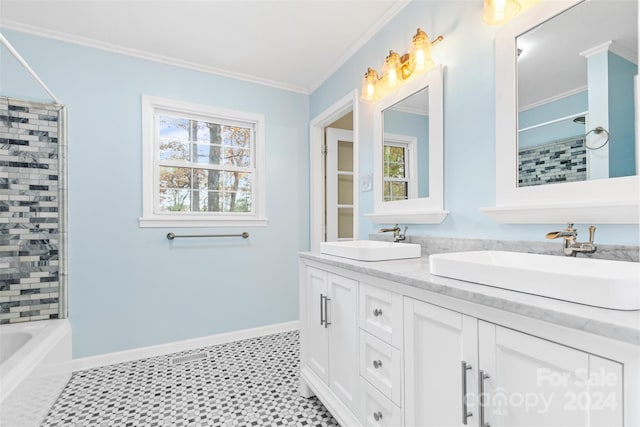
[482,0,639,223]
[365,64,447,224]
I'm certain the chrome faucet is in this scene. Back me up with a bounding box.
[545,223,597,257]
[379,224,407,243]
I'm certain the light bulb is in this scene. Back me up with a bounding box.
[409,28,433,73]
[360,68,379,101]
[383,51,401,88]
[483,0,521,25]
[494,0,507,21]
[414,49,425,71]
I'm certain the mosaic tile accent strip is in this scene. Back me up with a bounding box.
[42,330,338,427]
[0,97,62,324]
[518,137,586,187]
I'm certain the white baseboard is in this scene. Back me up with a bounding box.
[71,320,300,372]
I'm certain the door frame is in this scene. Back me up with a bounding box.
[325,127,354,241]
[309,90,359,252]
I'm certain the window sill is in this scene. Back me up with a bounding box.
[138,216,269,228]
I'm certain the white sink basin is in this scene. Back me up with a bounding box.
[429,251,640,310]
[319,240,421,261]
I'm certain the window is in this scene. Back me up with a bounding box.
[140,96,267,227]
[383,134,417,202]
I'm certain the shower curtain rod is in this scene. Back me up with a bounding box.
[0,32,61,104]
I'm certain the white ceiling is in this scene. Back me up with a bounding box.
[0,0,409,94]
[517,0,638,109]
[5,1,635,103]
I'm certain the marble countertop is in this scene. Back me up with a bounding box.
[300,252,640,346]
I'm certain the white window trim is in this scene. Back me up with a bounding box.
[139,95,268,228]
[383,133,418,201]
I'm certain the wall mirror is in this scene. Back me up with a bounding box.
[366,64,447,224]
[482,0,639,224]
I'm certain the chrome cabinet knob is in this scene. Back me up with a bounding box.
[373,411,383,421]
[373,360,383,369]
[373,308,383,317]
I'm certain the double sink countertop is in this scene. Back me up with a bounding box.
[300,252,640,346]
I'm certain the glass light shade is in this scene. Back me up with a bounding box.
[483,0,521,25]
[382,51,401,88]
[361,68,380,101]
[409,28,434,73]
[517,0,540,11]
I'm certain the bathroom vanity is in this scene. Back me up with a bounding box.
[298,252,640,427]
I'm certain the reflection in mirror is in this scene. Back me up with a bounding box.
[381,87,429,201]
[516,0,637,187]
[368,64,445,224]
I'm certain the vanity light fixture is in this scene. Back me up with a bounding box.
[360,28,443,101]
[483,0,540,26]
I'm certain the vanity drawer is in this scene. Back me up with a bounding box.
[359,330,401,406]
[359,282,402,348]
[359,377,402,427]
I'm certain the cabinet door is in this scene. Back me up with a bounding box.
[305,266,329,383]
[327,273,359,414]
[478,322,590,427]
[404,297,478,427]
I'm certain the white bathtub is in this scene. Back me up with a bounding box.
[0,319,72,427]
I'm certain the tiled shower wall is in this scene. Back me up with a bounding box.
[0,97,66,324]
[518,137,586,187]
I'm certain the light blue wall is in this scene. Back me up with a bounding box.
[310,1,639,246]
[383,110,429,197]
[1,30,310,358]
[518,91,587,149]
[608,52,637,178]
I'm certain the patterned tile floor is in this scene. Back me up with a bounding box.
[42,331,338,427]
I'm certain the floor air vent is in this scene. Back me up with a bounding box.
[170,352,208,365]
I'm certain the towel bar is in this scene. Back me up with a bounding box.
[166,232,249,240]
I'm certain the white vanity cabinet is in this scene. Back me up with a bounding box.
[300,265,360,421]
[300,256,635,427]
[404,297,623,427]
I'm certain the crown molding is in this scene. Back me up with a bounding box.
[306,0,411,94]
[518,85,587,112]
[0,20,309,94]
[390,104,429,116]
[1,1,414,96]
[580,40,637,65]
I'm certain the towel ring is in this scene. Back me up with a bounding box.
[584,126,609,150]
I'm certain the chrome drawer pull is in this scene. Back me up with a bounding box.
[324,296,331,328]
[461,361,473,424]
[479,369,490,427]
[373,360,383,369]
[373,308,383,317]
